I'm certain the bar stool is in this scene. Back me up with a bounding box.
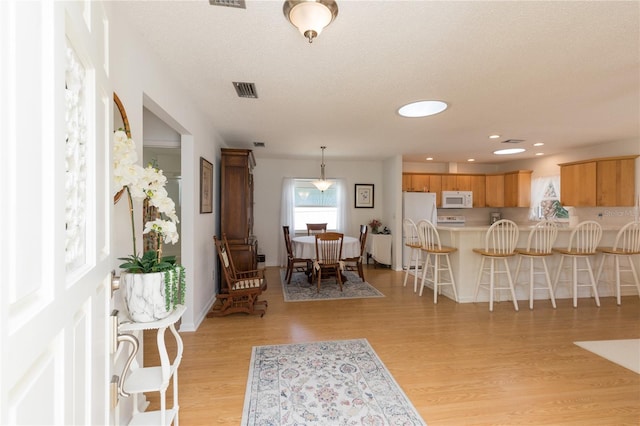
[473,219,520,312]
[514,220,558,309]
[403,218,422,292]
[417,220,458,303]
[595,220,640,305]
[552,220,602,308]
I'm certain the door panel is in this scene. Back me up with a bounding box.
[1,1,112,424]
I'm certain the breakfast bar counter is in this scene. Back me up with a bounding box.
[424,224,635,304]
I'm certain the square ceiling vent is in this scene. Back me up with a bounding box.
[209,0,245,8]
[233,82,258,99]
[502,139,525,144]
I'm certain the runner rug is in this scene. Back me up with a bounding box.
[574,339,640,374]
[280,270,384,302]
[241,339,427,425]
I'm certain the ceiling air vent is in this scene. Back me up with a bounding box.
[501,139,525,144]
[253,142,266,148]
[233,82,258,99]
[209,0,246,9]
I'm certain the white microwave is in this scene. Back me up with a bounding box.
[442,191,473,208]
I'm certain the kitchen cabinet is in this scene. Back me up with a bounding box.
[596,157,637,206]
[402,174,412,191]
[470,175,486,207]
[441,174,472,191]
[401,171,523,208]
[560,156,637,207]
[411,174,431,192]
[485,174,505,207]
[560,161,596,206]
[503,170,532,207]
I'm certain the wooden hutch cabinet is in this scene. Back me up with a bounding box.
[219,148,258,289]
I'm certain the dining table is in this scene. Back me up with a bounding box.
[291,235,361,283]
[291,235,361,260]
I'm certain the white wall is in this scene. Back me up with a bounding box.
[108,4,223,332]
[253,157,386,267]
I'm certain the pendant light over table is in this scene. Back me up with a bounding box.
[312,146,332,192]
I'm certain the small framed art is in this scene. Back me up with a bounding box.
[355,184,374,208]
[200,157,213,213]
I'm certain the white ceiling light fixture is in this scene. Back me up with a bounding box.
[283,0,338,44]
[489,134,501,139]
[493,148,526,155]
[398,100,448,118]
[312,146,333,191]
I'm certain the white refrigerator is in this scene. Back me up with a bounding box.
[402,192,438,267]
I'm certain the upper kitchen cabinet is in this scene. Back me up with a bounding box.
[596,156,637,206]
[485,174,505,207]
[470,175,486,207]
[560,156,637,207]
[441,174,471,191]
[503,170,532,207]
[560,161,596,206]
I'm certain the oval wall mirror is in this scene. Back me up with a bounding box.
[113,93,130,204]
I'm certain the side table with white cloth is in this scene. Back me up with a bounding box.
[291,235,361,282]
[366,233,392,267]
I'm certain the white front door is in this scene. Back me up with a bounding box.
[1,1,113,424]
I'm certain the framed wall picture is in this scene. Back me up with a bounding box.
[200,157,213,213]
[355,184,374,208]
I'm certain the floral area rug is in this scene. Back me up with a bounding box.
[241,339,427,425]
[281,270,384,302]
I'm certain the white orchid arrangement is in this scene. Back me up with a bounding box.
[113,129,181,274]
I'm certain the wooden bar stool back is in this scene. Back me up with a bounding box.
[417,219,458,303]
[473,219,520,311]
[552,220,602,308]
[596,220,640,305]
[514,220,558,309]
[402,218,422,292]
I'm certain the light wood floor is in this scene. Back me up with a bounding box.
[145,265,640,425]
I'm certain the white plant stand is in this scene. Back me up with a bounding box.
[119,305,186,426]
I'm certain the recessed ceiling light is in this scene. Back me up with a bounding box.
[493,148,525,155]
[533,142,544,147]
[535,152,544,156]
[467,158,475,162]
[489,134,500,139]
[398,100,448,118]
[426,157,433,161]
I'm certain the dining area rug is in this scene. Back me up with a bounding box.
[241,339,427,425]
[280,270,384,302]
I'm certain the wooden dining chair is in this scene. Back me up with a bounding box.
[343,224,368,281]
[307,223,328,235]
[314,232,344,293]
[282,225,311,284]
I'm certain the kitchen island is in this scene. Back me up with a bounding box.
[416,224,636,305]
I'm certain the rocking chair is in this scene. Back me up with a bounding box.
[208,234,268,317]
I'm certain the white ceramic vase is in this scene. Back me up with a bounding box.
[122,269,178,323]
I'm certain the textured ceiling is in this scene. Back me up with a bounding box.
[112,0,640,164]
